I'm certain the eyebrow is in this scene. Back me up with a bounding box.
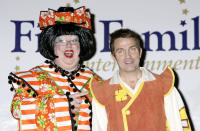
[115,45,137,51]
[57,37,63,41]
[115,48,124,52]
[130,45,137,48]
[56,37,79,42]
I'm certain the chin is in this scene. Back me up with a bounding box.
[64,60,75,65]
[65,57,79,64]
[125,67,138,72]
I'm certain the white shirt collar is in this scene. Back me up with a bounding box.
[110,67,155,85]
[109,67,155,94]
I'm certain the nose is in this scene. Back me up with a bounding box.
[65,41,73,47]
[125,50,131,58]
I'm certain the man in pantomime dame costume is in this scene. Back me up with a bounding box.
[8,5,101,131]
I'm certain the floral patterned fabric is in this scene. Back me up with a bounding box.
[10,63,99,131]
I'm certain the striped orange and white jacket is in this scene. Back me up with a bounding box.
[9,63,101,131]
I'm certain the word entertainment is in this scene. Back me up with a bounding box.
[84,56,200,74]
[10,16,200,52]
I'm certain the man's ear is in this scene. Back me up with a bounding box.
[139,48,142,58]
[111,54,116,62]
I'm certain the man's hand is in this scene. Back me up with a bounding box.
[69,91,88,112]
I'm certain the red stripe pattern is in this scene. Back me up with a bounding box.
[10,63,96,131]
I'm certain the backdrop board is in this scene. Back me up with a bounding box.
[0,0,199,130]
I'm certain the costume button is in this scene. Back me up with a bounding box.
[126,110,131,115]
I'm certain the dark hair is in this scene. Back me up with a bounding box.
[39,7,96,61]
[110,28,143,55]
[39,23,95,61]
